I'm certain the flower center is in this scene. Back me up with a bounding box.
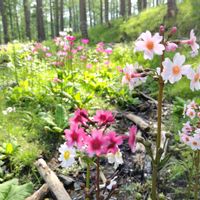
[146,40,154,50]
[192,141,198,146]
[91,138,102,150]
[172,65,181,75]
[64,151,70,160]
[194,73,200,82]
[125,73,131,81]
[185,137,190,142]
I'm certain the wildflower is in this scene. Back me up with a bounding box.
[2,107,16,115]
[86,130,106,156]
[107,149,124,169]
[46,52,52,57]
[81,38,89,44]
[104,48,112,54]
[180,133,191,145]
[188,137,200,150]
[64,124,87,148]
[86,63,92,68]
[59,31,67,37]
[186,66,200,91]
[134,31,165,60]
[106,176,117,190]
[128,125,137,152]
[104,132,123,154]
[165,42,178,52]
[53,77,62,83]
[186,108,196,119]
[182,121,193,134]
[58,143,76,168]
[69,109,88,125]
[161,53,190,83]
[66,35,76,41]
[77,46,84,51]
[93,110,115,126]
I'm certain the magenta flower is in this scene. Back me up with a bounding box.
[64,124,87,148]
[104,48,112,54]
[69,109,88,125]
[135,31,165,60]
[128,125,137,152]
[104,132,123,154]
[66,35,76,41]
[81,38,89,44]
[93,110,115,126]
[86,130,106,156]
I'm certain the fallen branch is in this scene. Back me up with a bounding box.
[125,112,150,131]
[35,158,72,200]
[138,91,158,105]
[25,184,49,200]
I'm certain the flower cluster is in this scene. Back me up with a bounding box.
[180,101,200,150]
[59,109,137,168]
[133,27,200,91]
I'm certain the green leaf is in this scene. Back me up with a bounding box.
[0,179,33,200]
[55,104,66,128]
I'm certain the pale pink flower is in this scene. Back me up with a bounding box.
[86,64,92,69]
[188,137,200,150]
[53,77,62,83]
[182,121,193,134]
[46,52,52,57]
[165,42,178,52]
[134,31,165,60]
[186,66,200,91]
[186,108,196,119]
[187,100,198,110]
[104,48,113,54]
[198,112,200,118]
[161,53,190,83]
[180,133,191,145]
[128,125,137,152]
[77,46,84,51]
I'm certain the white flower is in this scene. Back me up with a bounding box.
[2,107,16,115]
[107,176,117,190]
[189,30,199,53]
[59,31,67,37]
[161,53,190,84]
[188,137,200,150]
[58,143,76,168]
[135,31,165,60]
[186,66,200,91]
[107,149,123,169]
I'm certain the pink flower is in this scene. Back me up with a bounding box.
[180,133,191,145]
[186,66,200,91]
[186,108,196,119]
[66,35,76,41]
[161,53,190,83]
[104,48,112,54]
[64,124,87,148]
[122,63,146,90]
[46,52,52,57]
[128,125,137,152]
[71,49,77,54]
[86,63,92,68]
[77,46,84,51]
[188,137,200,150]
[182,121,193,134]
[93,110,115,126]
[53,77,62,83]
[81,38,89,44]
[134,31,165,60]
[165,42,178,52]
[86,130,105,156]
[69,109,88,125]
[104,132,123,154]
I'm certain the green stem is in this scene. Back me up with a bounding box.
[194,150,200,200]
[96,157,100,200]
[86,162,90,200]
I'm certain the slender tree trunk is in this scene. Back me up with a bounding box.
[69,3,72,29]
[128,0,131,16]
[55,0,59,35]
[142,0,147,9]
[100,0,103,24]
[36,0,46,41]
[23,0,31,40]
[50,0,54,37]
[8,0,15,40]
[91,0,96,26]
[137,0,142,12]
[72,0,76,32]
[88,0,92,27]
[167,0,178,17]
[15,5,21,40]
[104,0,109,23]
[120,0,126,17]
[60,0,64,31]
[79,0,88,38]
[0,0,9,43]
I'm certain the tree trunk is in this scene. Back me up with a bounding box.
[50,0,54,37]
[137,0,142,12]
[60,0,64,31]
[15,4,21,40]
[142,0,147,9]
[120,0,126,17]
[69,3,72,29]
[8,0,15,40]
[23,0,31,40]
[88,0,92,27]
[0,0,9,43]
[104,0,109,23]
[55,0,59,35]
[100,0,103,24]
[128,0,131,16]
[167,0,178,17]
[36,0,46,41]
[79,0,88,38]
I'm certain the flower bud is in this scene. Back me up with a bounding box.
[159,25,165,34]
[170,26,177,34]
